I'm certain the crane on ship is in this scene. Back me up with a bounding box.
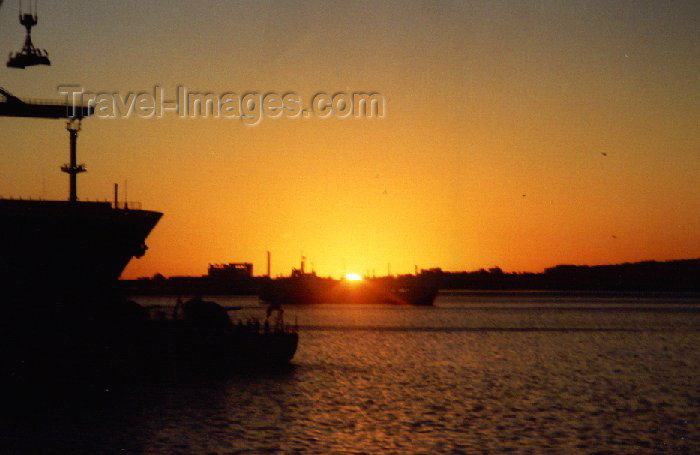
[6,0,51,68]
[1,0,93,202]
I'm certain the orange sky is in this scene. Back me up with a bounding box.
[1,1,698,278]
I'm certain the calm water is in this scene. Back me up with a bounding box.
[4,292,700,453]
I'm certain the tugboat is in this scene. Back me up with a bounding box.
[160,297,298,368]
[87,296,299,380]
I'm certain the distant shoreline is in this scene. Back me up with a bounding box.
[122,258,700,296]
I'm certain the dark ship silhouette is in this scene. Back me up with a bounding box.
[0,197,161,299]
[1,97,297,387]
[0,88,161,301]
[260,258,438,306]
[1,4,296,391]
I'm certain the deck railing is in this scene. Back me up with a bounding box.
[112,201,143,210]
[0,196,142,209]
[0,96,89,108]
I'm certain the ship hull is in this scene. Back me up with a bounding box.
[0,199,162,299]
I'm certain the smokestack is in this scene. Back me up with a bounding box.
[267,251,271,277]
[114,183,118,207]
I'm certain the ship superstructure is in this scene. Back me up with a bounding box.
[0,92,161,298]
[1,0,161,299]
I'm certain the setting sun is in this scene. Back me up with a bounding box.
[1,1,699,452]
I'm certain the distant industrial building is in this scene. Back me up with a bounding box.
[122,261,263,295]
[208,262,254,280]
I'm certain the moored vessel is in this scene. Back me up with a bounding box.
[0,198,162,299]
[0,2,298,391]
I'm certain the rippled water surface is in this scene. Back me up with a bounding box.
[5,293,700,453]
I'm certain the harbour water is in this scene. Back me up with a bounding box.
[4,292,700,453]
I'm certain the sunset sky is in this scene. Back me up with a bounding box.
[1,1,698,278]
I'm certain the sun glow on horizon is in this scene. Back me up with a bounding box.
[3,1,698,281]
[345,273,363,281]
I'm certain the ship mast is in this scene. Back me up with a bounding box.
[1,1,92,201]
[61,119,86,202]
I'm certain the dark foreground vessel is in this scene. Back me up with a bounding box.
[1,5,296,394]
[1,161,297,388]
[0,199,162,298]
[0,129,297,386]
[0,92,162,300]
[146,297,299,370]
[3,296,298,392]
[1,105,298,390]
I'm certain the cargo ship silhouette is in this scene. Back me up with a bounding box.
[1,87,162,299]
[1,94,297,386]
[260,258,438,306]
[1,4,296,388]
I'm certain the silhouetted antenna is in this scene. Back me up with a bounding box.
[61,119,86,202]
